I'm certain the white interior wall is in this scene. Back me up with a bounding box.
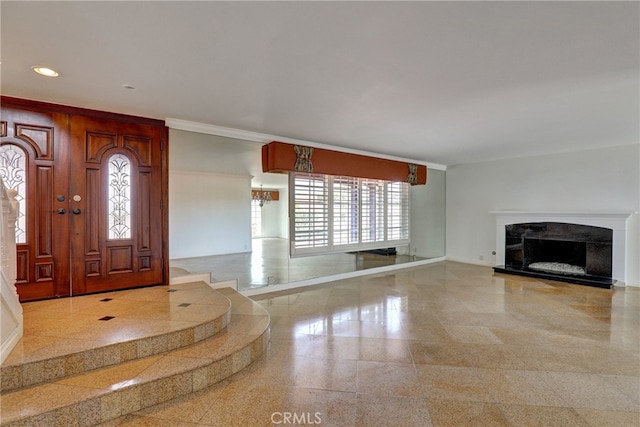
[446,143,640,286]
[169,129,259,259]
[169,171,251,258]
[260,195,289,239]
[279,194,290,239]
[169,129,263,175]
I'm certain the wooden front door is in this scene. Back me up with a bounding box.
[0,107,71,300]
[1,98,168,301]
[69,115,164,295]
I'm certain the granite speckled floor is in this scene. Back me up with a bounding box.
[97,261,639,426]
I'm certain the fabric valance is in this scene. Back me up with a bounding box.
[261,141,427,185]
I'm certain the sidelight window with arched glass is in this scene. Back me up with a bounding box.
[0,144,27,243]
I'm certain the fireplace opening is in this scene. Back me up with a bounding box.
[496,222,614,288]
[524,239,586,275]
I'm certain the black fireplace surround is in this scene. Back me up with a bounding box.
[493,222,614,288]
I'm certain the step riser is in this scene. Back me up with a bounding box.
[1,312,232,393]
[1,287,270,426]
[1,283,234,393]
[2,329,269,426]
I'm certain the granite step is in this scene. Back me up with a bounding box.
[0,287,270,426]
[1,281,233,393]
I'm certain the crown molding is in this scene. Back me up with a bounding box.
[165,118,447,171]
[164,119,269,142]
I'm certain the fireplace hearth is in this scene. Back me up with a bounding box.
[493,222,614,288]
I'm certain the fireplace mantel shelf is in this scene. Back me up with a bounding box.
[490,211,634,219]
[491,212,634,230]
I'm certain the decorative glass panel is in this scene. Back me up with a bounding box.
[108,153,131,239]
[0,144,27,243]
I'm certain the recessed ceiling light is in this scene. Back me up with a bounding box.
[32,66,59,77]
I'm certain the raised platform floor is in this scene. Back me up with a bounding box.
[0,282,270,426]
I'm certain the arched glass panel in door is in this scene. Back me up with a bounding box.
[0,144,27,243]
[107,153,132,240]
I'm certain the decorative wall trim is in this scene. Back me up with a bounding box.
[165,118,447,171]
[165,118,268,142]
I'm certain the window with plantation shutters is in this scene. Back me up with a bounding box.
[291,173,329,254]
[333,176,359,246]
[290,172,409,257]
[386,181,409,241]
[361,179,385,244]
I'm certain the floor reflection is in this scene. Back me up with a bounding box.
[171,237,426,291]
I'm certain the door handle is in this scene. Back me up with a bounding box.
[57,208,67,215]
[72,208,81,215]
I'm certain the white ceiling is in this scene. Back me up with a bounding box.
[1,1,638,166]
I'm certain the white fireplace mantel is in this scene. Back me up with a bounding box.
[491,211,635,285]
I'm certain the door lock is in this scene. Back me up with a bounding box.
[57,208,67,215]
[72,208,81,215]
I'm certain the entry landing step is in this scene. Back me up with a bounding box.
[1,281,232,393]
[0,285,270,426]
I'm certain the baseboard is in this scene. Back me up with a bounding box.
[623,279,640,288]
[445,256,495,267]
[1,282,23,364]
[0,324,22,364]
